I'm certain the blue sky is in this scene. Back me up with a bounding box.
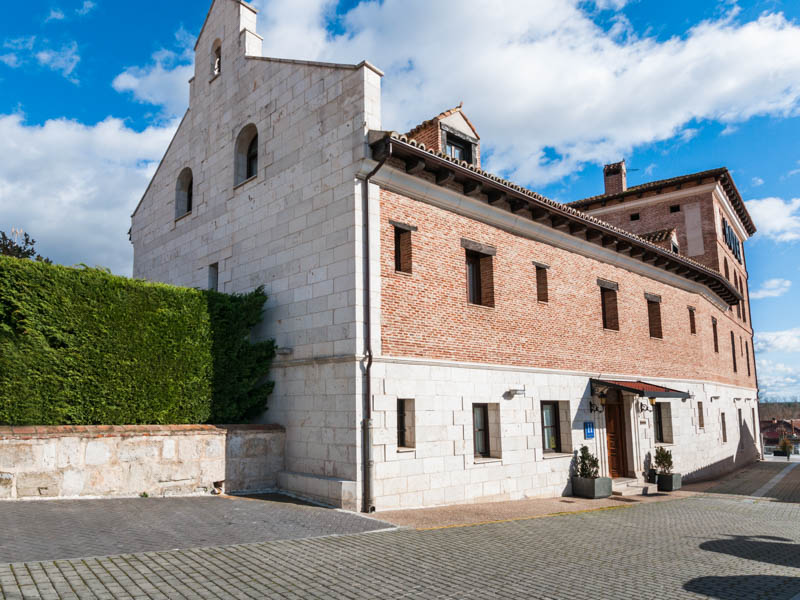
[1,0,799,398]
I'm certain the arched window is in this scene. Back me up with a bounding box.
[176,167,193,218]
[211,40,222,77]
[234,124,258,185]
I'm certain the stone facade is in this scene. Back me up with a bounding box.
[131,0,760,511]
[0,425,284,500]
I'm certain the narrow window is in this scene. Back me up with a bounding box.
[712,318,719,353]
[465,249,494,307]
[208,263,219,292]
[247,135,258,180]
[473,404,490,458]
[541,401,561,453]
[654,403,665,443]
[745,342,751,377]
[697,401,705,429]
[394,227,412,274]
[734,273,741,318]
[731,331,737,373]
[630,213,640,221]
[214,46,221,75]
[397,398,406,448]
[671,242,679,254]
[670,204,681,213]
[721,412,727,443]
[535,263,549,303]
[175,167,194,219]
[688,307,697,335]
[599,280,619,331]
[738,408,743,448]
[646,295,662,339]
[724,258,730,281]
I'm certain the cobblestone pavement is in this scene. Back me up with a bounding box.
[701,459,800,501]
[2,495,800,599]
[0,494,391,564]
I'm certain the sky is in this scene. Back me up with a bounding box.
[1,0,799,399]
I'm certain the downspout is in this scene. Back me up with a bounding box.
[360,141,390,513]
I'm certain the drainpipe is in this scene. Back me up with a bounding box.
[360,141,390,513]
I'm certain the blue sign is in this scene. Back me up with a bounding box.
[584,421,595,440]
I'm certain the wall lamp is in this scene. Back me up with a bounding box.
[590,391,606,413]
[504,388,526,400]
[638,397,657,413]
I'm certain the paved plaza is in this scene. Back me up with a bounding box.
[1,461,799,599]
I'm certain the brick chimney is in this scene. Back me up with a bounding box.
[603,160,627,195]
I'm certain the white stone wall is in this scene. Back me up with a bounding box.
[0,425,285,500]
[370,359,759,510]
[130,0,383,508]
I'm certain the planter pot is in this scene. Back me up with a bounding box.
[657,473,682,492]
[572,476,612,499]
[646,468,658,484]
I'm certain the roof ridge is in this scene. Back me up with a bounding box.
[405,102,479,139]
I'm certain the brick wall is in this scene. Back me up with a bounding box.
[379,189,756,390]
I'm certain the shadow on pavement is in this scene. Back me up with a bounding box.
[699,535,800,569]
[683,575,800,600]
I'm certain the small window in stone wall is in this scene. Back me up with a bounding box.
[598,280,619,330]
[670,204,681,213]
[175,167,193,219]
[654,402,674,444]
[397,398,415,449]
[721,412,728,443]
[630,213,640,221]
[541,401,561,453]
[646,294,662,339]
[208,263,219,292]
[712,318,719,353]
[688,307,697,335]
[463,240,495,307]
[394,227,412,274]
[730,331,738,373]
[534,262,549,303]
[472,403,501,459]
[697,401,705,429]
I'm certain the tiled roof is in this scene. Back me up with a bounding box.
[639,228,676,243]
[369,130,743,306]
[405,103,480,140]
[594,379,691,398]
[567,168,756,236]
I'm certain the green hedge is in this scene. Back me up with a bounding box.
[0,256,274,425]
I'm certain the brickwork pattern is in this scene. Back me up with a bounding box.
[379,189,755,388]
[2,495,799,599]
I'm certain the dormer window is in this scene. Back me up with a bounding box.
[444,133,473,164]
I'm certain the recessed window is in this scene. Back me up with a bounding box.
[598,280,619,331]
[746,342,751,377]
[234,124,259,186]
[670,204,681,213]
[630,213,640,221]
[473,403,490,458]
[463,240,495,307]
[671,242,679,254]
[654,402,673,443]
[208,263,219,292]
[534,262,549,303]
[730,331,737,373]
[211,39,222,77]
[712,317,719,353]
[721,412,727,443]
[697,401,705,429]
[175,167,193,219]
[724,258,730,281]
[646,294,662,339]
[444,133,472,164]
[393,224,413,274]
[541,401,561,453]
[688,307,697,335]
[397,398,415,449]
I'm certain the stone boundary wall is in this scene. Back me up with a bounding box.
[0,424,284,500]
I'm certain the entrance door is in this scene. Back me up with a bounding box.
[606,402,627,478]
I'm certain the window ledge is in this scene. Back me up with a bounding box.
[397,447,415,453]
[467,303,495,310]
[233,175,258,191]
[602,327,620,333]
[650,336,664,341]
[394,270,412,277]
[472,457,502,465]
[209,73,220,84]
[174,211,192,223]
[543,452,572,460]
[655,443,675,448]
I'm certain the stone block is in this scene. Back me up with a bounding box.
[17,473,60,498]
[85,440,111,466]
[0,472,13,499]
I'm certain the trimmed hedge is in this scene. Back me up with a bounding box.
[0,256,274,425]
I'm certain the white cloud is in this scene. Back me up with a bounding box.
[745,197,800,242]
[0,113,178,275]
[756,359,800,399]
[751,176,764,187]
[750,278,792,299]
[4,37,36,51]
[0,54,20,68]
[755,328,800,353]
[45,8,66,23]
[112,31,194,118]
[35,42,80,82]
[248,0,800,185]
[76,1,96,16]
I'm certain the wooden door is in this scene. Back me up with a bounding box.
[606,402,627,478]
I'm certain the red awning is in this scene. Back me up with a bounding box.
[591,379,690,399]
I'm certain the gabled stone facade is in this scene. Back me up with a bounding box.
[132,0,760,511]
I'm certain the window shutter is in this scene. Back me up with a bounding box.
[647,300,662,339]
[601,288,619,330]
[479,254,494,307]
[536,266,548,303]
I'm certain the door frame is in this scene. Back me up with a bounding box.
[605,391,628,478]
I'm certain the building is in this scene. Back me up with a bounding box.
[131,0,761,511]
[760,419,800,454]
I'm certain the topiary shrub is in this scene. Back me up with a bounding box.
[576,445,600,479]
[203,287,275,423]
[654,446,674,475]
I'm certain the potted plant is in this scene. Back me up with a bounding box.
[778,437,794,461]
[571,446,612,499]
[655,446,682,491]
